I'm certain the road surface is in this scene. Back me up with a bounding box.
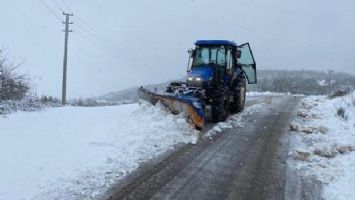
[103,95,322,200]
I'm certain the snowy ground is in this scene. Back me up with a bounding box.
[288,92,355,200]
[0,100,46,115]
[247,91,285,96]
[0,102,198,200]
[0,91,279,200]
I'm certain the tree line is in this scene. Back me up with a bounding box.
[248,70,355,95]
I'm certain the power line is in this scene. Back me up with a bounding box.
[72,16,165,78]
[73,18,141,63]
[72,27,153,81]
[38,0,164,81]
[60,0,72,12]
[38,0,62,21]
[49,0,64,12]
[37,0,159,97]
[71,25,155,81]
[72,27,113,55]
[72,20,163,79]
[53,1,165,79]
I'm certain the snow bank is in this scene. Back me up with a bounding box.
[289,92,355,200]
[0,100,44,114]
[247,91,305,97]
[247,91,285,96]
[0,102,198,200]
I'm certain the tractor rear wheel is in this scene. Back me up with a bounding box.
[230,78,246,113]
[211,84,228,122]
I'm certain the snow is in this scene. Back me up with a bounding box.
[0,102,198,200]
[324,154,355,200]
[0,100,45,114]
[318,80,328,86]
[289,92,355,200]
[247,91,285,96]
[205,102,265,138]
[247,91,305,97]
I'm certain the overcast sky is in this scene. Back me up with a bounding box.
[0,0,354,98]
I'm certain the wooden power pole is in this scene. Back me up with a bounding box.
[328,69,333,97]
[62,12,73,105]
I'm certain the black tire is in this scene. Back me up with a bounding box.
[211,83,228,122]
[230,78,246,113]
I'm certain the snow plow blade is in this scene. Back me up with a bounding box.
[138,87,204,130]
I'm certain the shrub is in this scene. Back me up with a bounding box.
[337,107,348,120]
[40,95,60,104]
[0,51,29,101]
[330,89,350,99]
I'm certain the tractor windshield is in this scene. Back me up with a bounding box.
[192,47,226,68]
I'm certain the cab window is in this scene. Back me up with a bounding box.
[192,47,227,67]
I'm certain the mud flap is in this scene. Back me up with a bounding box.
[138,87,204,130]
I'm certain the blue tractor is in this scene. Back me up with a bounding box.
[166,40,257,122]
[139,40,257,129]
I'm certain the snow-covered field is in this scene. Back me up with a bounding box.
[0,102,198,200]
[289,92,355,200]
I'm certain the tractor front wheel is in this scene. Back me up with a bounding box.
[211,84,228,122]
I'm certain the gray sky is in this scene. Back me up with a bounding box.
[1,0,354,98]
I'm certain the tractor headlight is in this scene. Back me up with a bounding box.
[187,76,204,87]
[196,77,203,81]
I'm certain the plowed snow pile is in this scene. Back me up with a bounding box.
[289,92,355,200]
[0,102,198,200]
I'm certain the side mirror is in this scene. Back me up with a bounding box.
[189,49,196,58]
[187,49,195,72]
[236,50,242,59]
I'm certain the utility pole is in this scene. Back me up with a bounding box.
[62,12,73,105]
[328,69,333,97]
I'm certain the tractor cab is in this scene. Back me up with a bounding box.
[187,40,257,87]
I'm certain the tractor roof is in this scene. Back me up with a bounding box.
[195,40,237,47]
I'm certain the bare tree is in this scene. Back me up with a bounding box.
[0,50,29,100]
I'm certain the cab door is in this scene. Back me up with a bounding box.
[237,43,257,84]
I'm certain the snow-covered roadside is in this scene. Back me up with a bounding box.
[0,100,45,115]
[288,92,355,200]
[247,91,285,96]
[0,102,198,200]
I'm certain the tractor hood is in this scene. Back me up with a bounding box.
[187,66,214,81]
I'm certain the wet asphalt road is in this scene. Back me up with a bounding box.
[104,95,322,200]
